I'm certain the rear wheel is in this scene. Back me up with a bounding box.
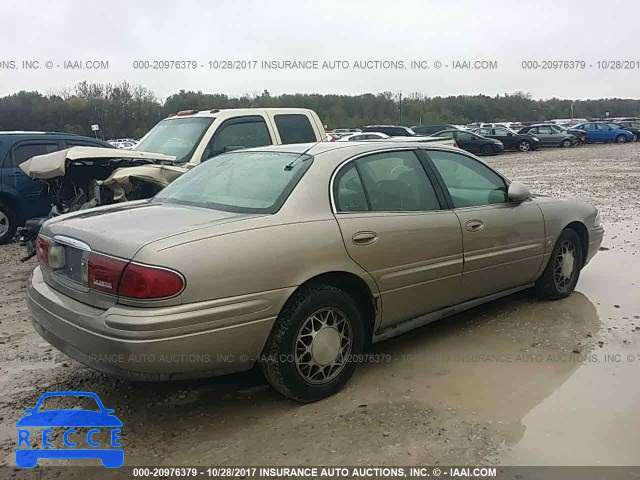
[517,140,531,152]
[0,202,17,244]
[260,285,365,402]
[561,139,572,148]
[535,229,583,300]
[480,144,493,155]
[616,134,627,143]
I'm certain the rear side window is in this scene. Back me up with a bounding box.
[274,114,316,144]
[8,143,59,168]
[335,151,441,212]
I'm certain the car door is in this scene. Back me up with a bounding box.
[2,141,62,220]
[424,149,545,301]
[332,149,464,328]
[454,131,481,153]
[536,125,555,145]
[491,128,514,149]
[596,123,614,141]
[582,123,598,141]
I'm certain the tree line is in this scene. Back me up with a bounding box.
[1,81,639,139]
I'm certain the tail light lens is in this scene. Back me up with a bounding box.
[88,253,127,295]
[36,236,50,268]
[118,263,185,299]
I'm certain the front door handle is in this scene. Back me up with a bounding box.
[352,231,378,245]
[465,220,484,232]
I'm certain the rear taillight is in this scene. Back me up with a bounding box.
[88,253,127,295]
[36,236,50,268]
[118,263,185,299]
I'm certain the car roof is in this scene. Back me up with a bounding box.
[242,140,462,158]
[163,107,314,120]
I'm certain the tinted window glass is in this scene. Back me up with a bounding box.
[428,150,507,208]
[209,119,271,157]
[156,151,311,214]
[457,132,475,141]
[537,126,553,134]
[354,151,440,211]
[335,164,368,212]
[10,143,59,168]
[435,131,455,139]
[274,114,316,144]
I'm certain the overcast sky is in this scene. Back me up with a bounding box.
[1,0,638,100]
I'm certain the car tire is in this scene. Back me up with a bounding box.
[480,144,493,155]
[0,202,17,245]
[260,284,365,402]
[561,139,572,148]
[616,134,627,143]
[517,140,531,152]
[535,228,583,300]
[632,134,638,142]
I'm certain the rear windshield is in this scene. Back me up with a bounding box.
[155,151,313,214]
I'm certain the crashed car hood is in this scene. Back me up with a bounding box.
[100,164,188,200]
[19,146,176,180]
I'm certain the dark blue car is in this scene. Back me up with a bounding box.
[15,391,123,468]
[570,122,634,144]
[0,132,112,243]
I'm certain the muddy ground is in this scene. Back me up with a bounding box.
[0,143,639,473]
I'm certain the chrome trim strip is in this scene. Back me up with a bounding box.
[52,235,91,251]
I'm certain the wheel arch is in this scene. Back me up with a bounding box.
[283,271,378,346]
[564,221,589,267]
[0,191,22,221]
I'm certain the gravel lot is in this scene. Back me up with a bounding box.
[0,143,639,473]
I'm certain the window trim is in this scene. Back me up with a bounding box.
[330,147,447,214]
[421,148,515,210]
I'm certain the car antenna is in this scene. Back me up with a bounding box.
[283,138,326,171]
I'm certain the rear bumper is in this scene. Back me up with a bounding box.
[27,267,291,380]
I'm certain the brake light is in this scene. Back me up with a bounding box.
[118,263,185,299]
[88,253,127,295]
[36,236,50,268]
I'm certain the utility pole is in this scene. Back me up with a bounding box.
[398,92,403,125]
[571,101,574,121]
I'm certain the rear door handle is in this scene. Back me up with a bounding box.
[465,220,484,232]
[352,231,378,245]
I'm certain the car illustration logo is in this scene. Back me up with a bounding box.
[15,391,123,468]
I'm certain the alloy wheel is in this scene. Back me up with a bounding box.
[295,307,353,385]
[553,240,576,291]
[518,141,530,152]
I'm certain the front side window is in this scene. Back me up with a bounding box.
[208,118,272,158]
[435,131,455,139]
[338,151,440,212]
[9,143,59,168]
[155,151,311,213]
[598,123,613,131]
[274,114,317,144]
[428,150,507,208]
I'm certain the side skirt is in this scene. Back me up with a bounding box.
[372,283,534,344]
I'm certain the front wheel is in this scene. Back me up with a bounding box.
[616,134,627,143]
[517,140,531,152]
[632,134,638,142]
[535,229,583,300]
[480,144,493,155]
[260,285,364,402]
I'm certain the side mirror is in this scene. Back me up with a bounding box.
[508,181,530,202]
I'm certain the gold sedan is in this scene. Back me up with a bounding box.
[27,142,604,401]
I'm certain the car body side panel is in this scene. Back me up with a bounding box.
[454,200,546,301]
[334,211,463,328]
